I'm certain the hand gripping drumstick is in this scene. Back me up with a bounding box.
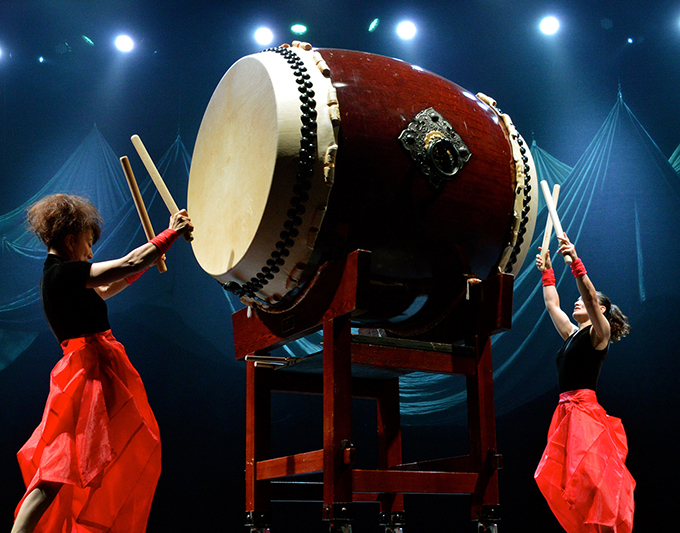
[119,156,167,272]
[540,184,560,263]
[539,180,573,264]
[130,134,193,241]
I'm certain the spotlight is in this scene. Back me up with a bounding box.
[540,16,560,35]
[396,20,417,40]
[291,24,307,35]
[254,27,274,46]
[627,37,634,44]
[38,56,44,63]
[114,35,134,52]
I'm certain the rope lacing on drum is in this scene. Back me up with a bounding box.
[223,46,318,300]
[507,136,532,270]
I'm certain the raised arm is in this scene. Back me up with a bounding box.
[87,210,193,297]
[557,233,610,349]
[536,248,575,340]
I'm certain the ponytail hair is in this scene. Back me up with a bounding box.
[597,292,630,342]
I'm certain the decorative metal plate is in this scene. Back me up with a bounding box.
[398,107,471,189]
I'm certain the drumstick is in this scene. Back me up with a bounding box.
[130,134,193,241]
[540,184,560,263]
[119,156,167,273]
[539,180,573,264]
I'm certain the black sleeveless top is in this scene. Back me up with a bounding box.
[41,254,110,342]
[556,325,608,393]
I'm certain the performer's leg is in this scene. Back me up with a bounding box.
[11,481,62,533]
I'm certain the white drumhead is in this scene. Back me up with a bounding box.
[188,45,338,304]
[188,56,277,279]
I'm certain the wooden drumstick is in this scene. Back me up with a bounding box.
[540,180,572,264]
[540,184,560,263]
[120,156,167,273]
[130,134,193,241]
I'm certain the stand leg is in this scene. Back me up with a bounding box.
[376,377,404,527]
[322,315,354,529]
[466,336,500,523]
[246,363,272,528]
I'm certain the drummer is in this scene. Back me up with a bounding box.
[533,233,634,533]
[12,193,192,533]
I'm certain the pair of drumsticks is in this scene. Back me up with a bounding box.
[119,135,188,273]
[539,179,572,265]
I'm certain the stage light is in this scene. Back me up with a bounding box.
[396,20,417,40]
[38,56,44,63]
[369,18,379,32]
[254,27,274,46]
[291,24,307,35]
[114,35,134,52]
[627,37,634,44]
[540,16,560,35]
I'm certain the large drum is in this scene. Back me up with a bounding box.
[188,43,537,334]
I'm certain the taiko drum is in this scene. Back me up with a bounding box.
[187,44,537,334]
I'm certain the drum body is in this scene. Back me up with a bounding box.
[188,45,537,334]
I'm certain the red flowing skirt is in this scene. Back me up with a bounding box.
[534,389,635,533]
[16,330,161,533]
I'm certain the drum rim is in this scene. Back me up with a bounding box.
[477,92,538,276]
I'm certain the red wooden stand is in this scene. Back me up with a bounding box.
[232,250,512,532]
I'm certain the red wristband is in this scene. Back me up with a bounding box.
[570,258,587,278]
[542,268,556,287]
[125,266,150,285]
[150,228,179,256]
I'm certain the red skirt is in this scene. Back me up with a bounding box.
[535,389,635,533]
[16,330,161,533]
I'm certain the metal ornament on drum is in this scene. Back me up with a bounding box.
[188,42,538,335]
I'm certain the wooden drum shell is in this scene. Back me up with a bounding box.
[318,49,519,278]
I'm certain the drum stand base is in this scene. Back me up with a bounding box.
[476,505,500,532]
[233,250,511,532]
[245,511,270,533]
[380,511,405,533]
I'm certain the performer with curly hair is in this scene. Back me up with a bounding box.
[534,232,635,533]
[11,193,193,533]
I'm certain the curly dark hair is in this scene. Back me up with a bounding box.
[27,194,103,250]
[597,291,630,342]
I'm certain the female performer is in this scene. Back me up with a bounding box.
[534,233,635,533]
[11,193,193,533]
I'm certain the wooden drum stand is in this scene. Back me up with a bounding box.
[232,250,511,533]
